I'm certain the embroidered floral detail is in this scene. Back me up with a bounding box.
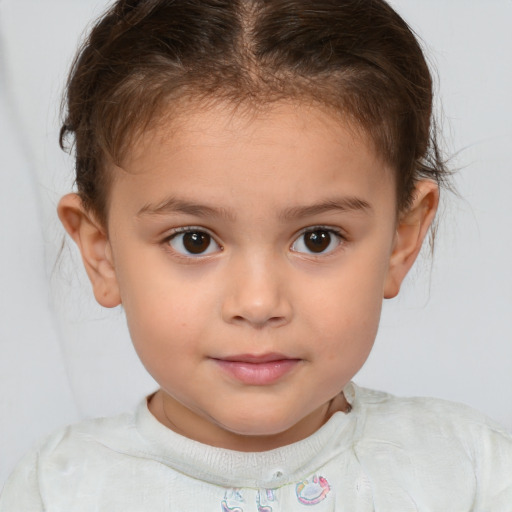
[221,500,243,512]
[256,489,275,511]
[221,489,245,511]
[256,496,272,512]
[296,475,331,505]
[229,489,244,502]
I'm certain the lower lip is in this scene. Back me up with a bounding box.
[214,359,300,385]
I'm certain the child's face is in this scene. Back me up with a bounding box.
[61,101,436,451]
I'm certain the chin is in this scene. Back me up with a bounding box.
[217,411,305,440]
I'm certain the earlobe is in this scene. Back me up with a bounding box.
[57,193,121,308]
[384,180,439,299]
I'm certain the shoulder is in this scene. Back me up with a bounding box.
[0,404,142,509]
[350,384,512,506]
[36,407,139,463]
[352,383,512,442]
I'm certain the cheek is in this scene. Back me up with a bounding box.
[125,296,205,390]
[118,270,216,364]
[297,252,387,358]
[118,251,218,319]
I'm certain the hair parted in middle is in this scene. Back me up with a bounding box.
[61,0,447,226]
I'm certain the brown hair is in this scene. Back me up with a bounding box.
[60,0,448,226]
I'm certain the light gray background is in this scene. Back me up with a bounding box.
[1,0,511,488]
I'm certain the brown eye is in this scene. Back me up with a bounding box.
[169,230,220,256]
[183,232,210,253]
[291,228,342,255]
[304,230,331,252]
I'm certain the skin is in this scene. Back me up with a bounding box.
[59,101,438,452]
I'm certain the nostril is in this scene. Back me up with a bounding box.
[221,279,293,327]
[231,314,287,328]
[268,315,287,326]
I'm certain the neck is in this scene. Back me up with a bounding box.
[148,389,350,452]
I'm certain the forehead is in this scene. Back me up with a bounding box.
[124,99,384,170]
[109,100,396,220]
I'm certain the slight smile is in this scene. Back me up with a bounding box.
[212,353,302,386]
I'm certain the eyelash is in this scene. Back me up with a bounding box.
[165,226,222,258]
[163,225,346,258]
[291,226,346,256]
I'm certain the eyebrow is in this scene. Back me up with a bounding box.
[137,196,371,221]
[279,197,372,220]
[137,197,236,221]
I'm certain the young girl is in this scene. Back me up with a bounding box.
[1,0,511,509]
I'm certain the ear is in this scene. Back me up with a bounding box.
[384,180,439,299]
[58,193,121,308]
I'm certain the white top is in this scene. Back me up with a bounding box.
[1,383,511,511]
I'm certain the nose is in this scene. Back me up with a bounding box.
[221,253,293,328]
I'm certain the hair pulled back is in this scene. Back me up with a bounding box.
[61,0,447,225]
